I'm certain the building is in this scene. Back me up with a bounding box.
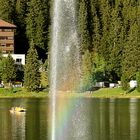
[3,54,25,65]
[0,19,25,65]
[0,19,16,54]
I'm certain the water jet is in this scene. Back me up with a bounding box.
[49,0,81,139]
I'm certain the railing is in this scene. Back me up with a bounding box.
[0,46,14,51]
[0,32,14,36]
[0,40,14,44]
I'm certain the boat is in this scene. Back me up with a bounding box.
[10,107,26,113]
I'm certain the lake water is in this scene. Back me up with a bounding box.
[0,98,140,140]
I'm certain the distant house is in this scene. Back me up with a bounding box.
[0,19,16,54]
[0,19,25,65]
[3,54,25,65]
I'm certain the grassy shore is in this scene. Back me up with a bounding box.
[54,88,140,98]
[0,87,140,98]
[89,88,140,98]
[0,88,48,98]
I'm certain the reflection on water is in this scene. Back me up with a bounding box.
[130,99,138,140]
[52,97,93,140]
[0,99,11,140]
[109,99,115,140]
[51,98,140,140]
[1,98,140,140]
[11,112,25,140]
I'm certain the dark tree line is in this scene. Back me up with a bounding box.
[78,0,140,91]
[0,0,140,91]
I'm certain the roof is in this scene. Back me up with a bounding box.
[0,19,16,28]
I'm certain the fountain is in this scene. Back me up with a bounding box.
[50,0,80,93]
[49,0,81,140]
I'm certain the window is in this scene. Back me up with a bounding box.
[9,51,14,53]
[1,43,6,47]
[1,29,13,32]
[0,36,13,40]
[8,36,14,40]
[6,44,10,47]
[16,59,22,63]
[6,44,13,47]
[0,36,7,40]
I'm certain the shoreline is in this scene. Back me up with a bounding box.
[0,87,140,99]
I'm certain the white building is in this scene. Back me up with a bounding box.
[3,54,25,65]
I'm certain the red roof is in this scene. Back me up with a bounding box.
[0,19,16,28]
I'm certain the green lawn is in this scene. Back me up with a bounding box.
[90,88,140,98]
[0,87,140,98]
[0,88,48,98]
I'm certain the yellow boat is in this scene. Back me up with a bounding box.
[10,107,26,113]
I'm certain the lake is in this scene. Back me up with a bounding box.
[0,98,140,140]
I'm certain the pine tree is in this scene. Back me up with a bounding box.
[89,0,102,53]
[136,71,140,92]
[14,0,29,54]
[81,51,105,91]
[1,54,16,87]
[78,0,91,52]
[92,13,101,53]
[108,5,124,81]
[24,42,40,91]
[0,0,16,22]
[99,0,112,80]
[0,52,4,81]
[81,50,93,91]
[122,22,140,75]
[121,19,140,90]
[121,74,129,91]
[40,59,49,88]
[91,52,105,82]
[26,0,50,59]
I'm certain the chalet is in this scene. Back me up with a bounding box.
[0,19,16,54]
[0,19,25,65]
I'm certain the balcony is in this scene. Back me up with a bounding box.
[0,40,14,44]
[0,31,14,36]
[0,46,14,51]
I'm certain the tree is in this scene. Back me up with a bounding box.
[14,0,30,54]
[80,51,105,91]
[91,52,105,82]
[0,52,4,81]
[107,5,124,81]
[122,21,140,81]
[24,42,40,91]
[78,0,91,52]
[1,54,16,87]
[15,63,24,82]
[136,71,140,92]
[40,59,49,88]
[99,0,112,81]
[81,50,93,91]
[121,75,129,91]
[26,0,50,59]
[0,0,16,22]
[89,0,102,53]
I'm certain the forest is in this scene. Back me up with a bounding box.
[0,0,140,91]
